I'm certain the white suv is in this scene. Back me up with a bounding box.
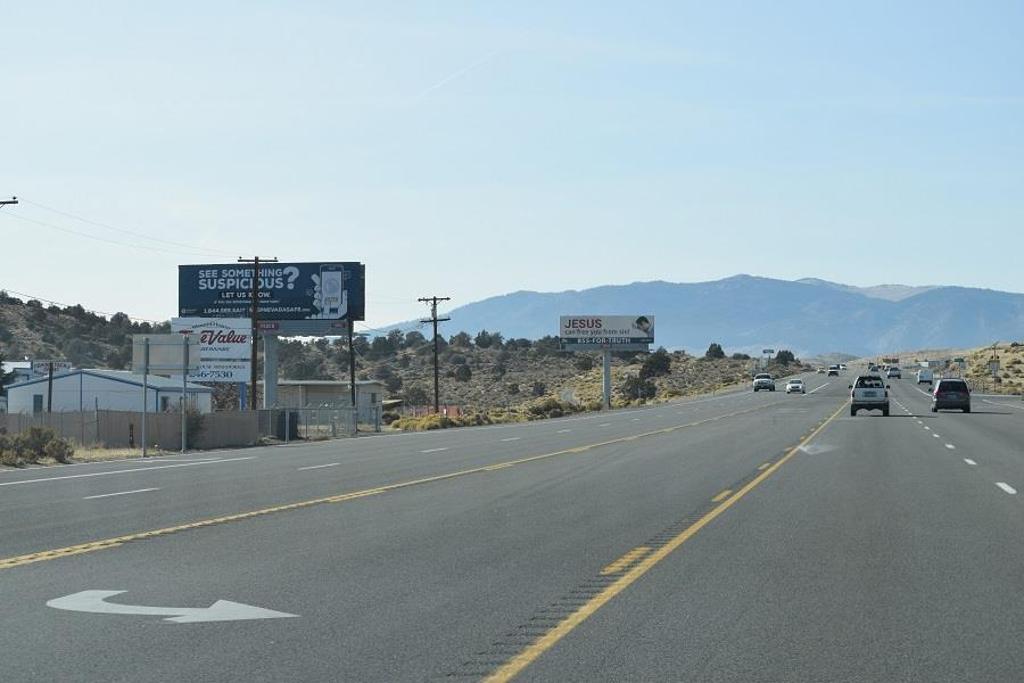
[850,375,890,416]
[752,373,775,392]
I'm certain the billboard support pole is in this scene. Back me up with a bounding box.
[263,333,278,408]
[180,336,189,453]
[602,349,612,410]
[141,338,149,457]
[347,321,357,412]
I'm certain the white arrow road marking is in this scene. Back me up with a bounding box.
[46,591,298,623]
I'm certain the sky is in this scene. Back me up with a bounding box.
[1,1,1022,331]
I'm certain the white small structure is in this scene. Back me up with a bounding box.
[4,368,213,414]
[267,379,384,423]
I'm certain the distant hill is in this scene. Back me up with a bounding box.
[0,292,167,370]
[389,275,1024,357]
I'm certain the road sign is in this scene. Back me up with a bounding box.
[31,360,72,376]
[178,262,366,332]
[762,349,775,355]
[989,359,1001,377]
[46,591,298,623]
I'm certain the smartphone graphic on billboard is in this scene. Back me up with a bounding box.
[319,264,346,319]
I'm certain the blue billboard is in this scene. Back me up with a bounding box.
[178,262,365,324]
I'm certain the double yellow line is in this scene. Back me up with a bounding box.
[482,400,848,682]
[0,400,796,572]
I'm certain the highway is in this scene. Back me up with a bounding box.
[3,368,1024,681]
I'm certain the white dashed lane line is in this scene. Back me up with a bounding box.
[997,482,1017,495]
[557,429,572,434]
[297,462,340,471]
[945,444,956,449]
[420,447,448,454]
[964,459,977,466]
[500,437,521,443]
[83,487,160,500]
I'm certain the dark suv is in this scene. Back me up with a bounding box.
[932,378,971,413]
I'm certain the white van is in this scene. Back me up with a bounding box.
[916,368,934,385]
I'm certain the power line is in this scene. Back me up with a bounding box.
[18,198,235,256]
[0,211,226,258]
[418,296,450,413]
[0,286,163,323]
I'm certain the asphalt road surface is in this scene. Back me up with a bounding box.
[4,368,1024,681]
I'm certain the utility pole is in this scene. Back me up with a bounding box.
[238,256,278,410]
[418,296,450,413]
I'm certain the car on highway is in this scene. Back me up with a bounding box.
[916,368,934,385]
[849,374,890,416]
[785,379,805,394]
[827,364,840,376]
[839,363,847,371]
[816,367,826,374]
[752,373,775,392]
[932,378,971,413]
[886,367,901,379]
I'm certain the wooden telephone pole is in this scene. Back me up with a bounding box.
[418,296,450,413]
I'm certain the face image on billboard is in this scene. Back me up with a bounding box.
[178,262,365,323]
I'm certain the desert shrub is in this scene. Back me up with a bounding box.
[454,365,472,382]
[640,347,671,379]
[0,426,74,465]
[575,355,595,372]
[531,381,546,397]
[381,411,400,425]
[44,438,74,463]
[621,375,657,400]
[705,343,725,359]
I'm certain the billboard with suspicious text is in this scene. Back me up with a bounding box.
[178,263,365,330]
[559,315,655,348]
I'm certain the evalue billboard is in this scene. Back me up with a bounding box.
[170,318,251,382]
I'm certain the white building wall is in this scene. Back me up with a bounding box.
[6,373,212,414]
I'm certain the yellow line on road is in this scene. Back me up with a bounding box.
[482,400,849,683]
[600,546,652,575]
[0,401,788,572]
[710,489,732,502]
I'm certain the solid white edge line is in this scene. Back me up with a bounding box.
[83,487,160,500]
[0,457,257,487]
[296,462,341,471]
[996,482,1017,495]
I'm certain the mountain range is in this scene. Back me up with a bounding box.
[391,275,1024,357]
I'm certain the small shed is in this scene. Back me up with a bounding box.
[269,379,384,423]
[4,368,214,414]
